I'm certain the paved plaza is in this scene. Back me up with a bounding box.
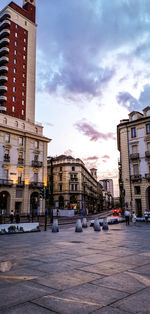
[0,222,150,313]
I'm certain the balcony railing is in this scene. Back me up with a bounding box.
[0,75,8,82]
[0,29,10,38]
[16,181,24,187]
[0,20,11,31]
[145,151,150,158]
[0,65,8,73]
[0,106,6,112]
[130,153,139,160]
[0,86,7,92]
[0,56,9,64]
[29,182,44,189]
[0,38,10,47]
[145,173,150,180]
[0,47,9,56]
[31,160,43,167]
[3,155,10,162]
[70,178,78,182]
[0,179,13,186]
[0,95,7,102]
[0,12,11,23]
[18,158,24,165]
[131,174,142,182]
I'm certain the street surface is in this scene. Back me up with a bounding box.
[0,221,150,313]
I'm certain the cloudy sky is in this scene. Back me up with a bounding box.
[2,0,150,195]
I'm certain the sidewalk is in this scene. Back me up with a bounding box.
[0,222,150,313]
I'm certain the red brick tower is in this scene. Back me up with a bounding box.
[0,0,36,122]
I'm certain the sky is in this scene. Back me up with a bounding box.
[2,0,150,196]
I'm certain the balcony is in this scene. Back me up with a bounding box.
[0,38,10,48]
[0,95,7,102]
[0,20,11,31]
[0,29,10,39]
[0,47,9,56]
[130,153,139,160]
[16,180,24,187]
[0,106,6,112]
[0,76,8,82]
[0,66,8,73]
[0,56,9,65]
[3,154,10,162]
[70,178,78,182]
[18,158,24,165]
[29,182,44,189]
[0,12,11,23]
[131,174,142,182]
[0,86,7,92]
[31,160,43,167]
[0,179,13,186]
[145,173,150,180]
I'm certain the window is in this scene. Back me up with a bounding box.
[24,38,26,43]
[22,82,25,87]
[24,30,27,35]
[18,171,22,184]
[135,186,141,195]
[60,174,62,181]
[12,106,15,112]
[15,121,18,127]
[22,100,24,106]
[14,59,17,64]
[34,154,38,161]
[131,127,136,138]
[60,166,62,172]
[13,68,16,74]
[23,64,25,69]
[146,110,150,117]
[13,87,16,92]
[22,109,24,115]
[15,32,18,38]
[12,96,15,102]
[13,77,16,83]
[71,184,74,191]
[5,134,10,143]
[25,21,27,26]
[72,166,75,171]
[19,137,23,146]
[131,114,135,121]
[22,91,25,96]
[146,124,150,134]
[23,55,26,60]
[14,41,17,46]
[35,127,38,134]
[148,143,150,152]
[60,184,62,192]
[3,117,7,125]
[15,24,18,29]
[23,47,26,51]
[132,145,137,153]
[75,184,78,191]
[35,140,39,149]
[34,173,38,183]
[4,169,8,180]
[22,123,25,129]
[133,164,139,175]
[14,50,17,55]
[23,73,25,78]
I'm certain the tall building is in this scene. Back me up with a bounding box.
[99,179,114,197]
[0,0,50,215]
[47,155,103,213]
[117,106,150,216]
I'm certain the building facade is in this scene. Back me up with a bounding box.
[47,155,103,213]
[0,0,50,215]
[117,106,150,216]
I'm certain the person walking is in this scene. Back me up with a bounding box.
[132,211,136,226]
[124,209,130,225]
[144,211,149,224]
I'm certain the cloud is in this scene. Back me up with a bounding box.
[139,85,150,106]
[101,155,110,159]
[74,121,116,141]
[116,91,139,111]
[84,156,99,161]
[64,149,74,156]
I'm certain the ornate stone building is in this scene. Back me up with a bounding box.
[117,106,150,216]
[0,1,50,215]
[47,155,103,213]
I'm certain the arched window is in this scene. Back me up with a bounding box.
[3,117,7,125]
[146,110,150,117]
[35,127,38,134]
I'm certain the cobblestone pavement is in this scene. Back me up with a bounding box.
[0,222,150,313]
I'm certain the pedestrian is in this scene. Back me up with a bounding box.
[144,210,149,224]
[124,209,130,225]
[132,211,136,226]
[10,210,14,224]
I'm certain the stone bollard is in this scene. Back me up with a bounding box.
[52,219,59,232]
[102,218,109,230]
[75,219,83,232]
[93,218,101,231]
[82,217,88,228]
